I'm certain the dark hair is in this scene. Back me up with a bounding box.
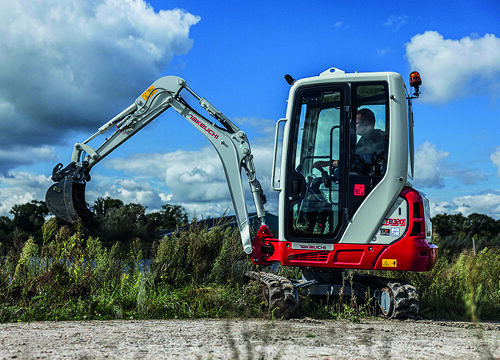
[357,108,375,127]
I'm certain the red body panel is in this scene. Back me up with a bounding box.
[250,187,437,272]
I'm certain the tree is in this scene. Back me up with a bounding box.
[463,213,498,238]
[0,216,14,250]
[431,212,500,256]
[432,213,466,239]
[92,197,124,218]
[98,203,147,247]
[9,200,49,244]
[147,204,189,231]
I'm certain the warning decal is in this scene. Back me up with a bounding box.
[141,85,157,101]
[354,184,365,196]
[382,259,397,268]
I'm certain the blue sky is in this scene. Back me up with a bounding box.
[0,0,499,220]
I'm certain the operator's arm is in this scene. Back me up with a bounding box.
[312,159,338,168]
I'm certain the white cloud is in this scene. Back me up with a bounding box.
[106,148,227,201]
[453,193,500,218]
[104,179,161,208]
[429,200,452,217]
[234,117,276,139]
[384,15,407,30]
[414,141,487,188]
[414,142,449,188]
[0,0,199,170]
[431,192,500,219]
[406,31,500,103]
[0,146,57,174]
[0,172,52,216]
[491,146,500,176]
[377,48,391,57]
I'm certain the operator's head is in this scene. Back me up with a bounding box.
[356,108,375,136]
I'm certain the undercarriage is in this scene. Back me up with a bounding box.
[246,270,419,320]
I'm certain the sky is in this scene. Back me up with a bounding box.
[0,0,499,221]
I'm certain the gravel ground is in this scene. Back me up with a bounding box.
[0,318,499,359]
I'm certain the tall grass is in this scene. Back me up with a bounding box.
[378,246,500,321]
[1,218,499,323]
[0,218,262,322]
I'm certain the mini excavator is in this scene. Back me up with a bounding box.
[46,67,437,319]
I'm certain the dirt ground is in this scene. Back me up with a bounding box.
[0,318,499,359]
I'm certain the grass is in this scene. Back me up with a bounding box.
[0,219,261,322]
[0,218,499,323]
[377,246,500,321]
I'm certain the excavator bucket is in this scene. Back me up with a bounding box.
[45,175,96,230]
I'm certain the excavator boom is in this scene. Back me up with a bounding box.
[46,76,267,254]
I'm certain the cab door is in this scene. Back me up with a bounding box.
[285,85,349,242]
[347,83,390,218]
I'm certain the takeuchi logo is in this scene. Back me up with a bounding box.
[190,114,219,140]
[298,244,328,250]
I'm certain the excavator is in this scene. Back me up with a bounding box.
[46,67,437,319]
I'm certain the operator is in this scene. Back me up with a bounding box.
[354,108,385,162]
[312,108,386,169]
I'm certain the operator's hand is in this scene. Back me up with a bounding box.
[312,160,338,169]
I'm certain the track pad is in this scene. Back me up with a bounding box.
[45,175,96,229]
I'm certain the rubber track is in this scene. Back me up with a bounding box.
[403,282,419,319]
[245,271,299,319]
[386,281,419,319]
[352,274,420,319]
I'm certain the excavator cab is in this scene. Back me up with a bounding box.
[285,76,390,240]
[258,68,436,273]
[245,68,436,319]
